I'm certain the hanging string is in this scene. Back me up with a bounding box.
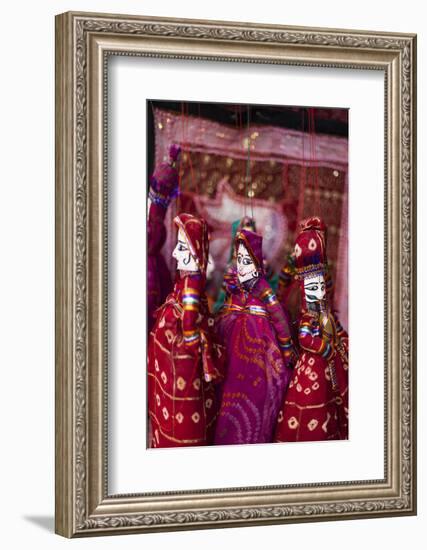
[313,108,321,215]
[184,103,196,195]
[235,104,246,218]
[240,106,246,218]
[245,104,254,220]
[281,161,288,213]
[309,108,320,215]
[197,102,202,197]
[179,101,187,205]
[149,100,156,189]
[150,100,162,182]
[307,108,317,216]
[150,100,156,145]
[297,108,307,225]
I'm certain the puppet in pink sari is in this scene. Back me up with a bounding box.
[147,144,180,334]
[214,229,297,445]
[148,213,225,448]
[274,217,349,442]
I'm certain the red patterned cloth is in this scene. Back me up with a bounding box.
[274,311,348,442]
[147,214,225,448]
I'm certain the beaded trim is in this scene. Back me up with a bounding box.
[295,263,326,279]
[221,303,268,317]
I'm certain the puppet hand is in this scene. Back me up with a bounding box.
[149,174,178,207]
[319,311,334,340]
[282,348,298,369]
[149,150,180,206]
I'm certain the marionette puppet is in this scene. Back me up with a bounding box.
[147,144,181,334]
[214,229,297,446]
[147,213,225,448]
[274,217,349,443]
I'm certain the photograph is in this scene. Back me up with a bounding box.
[146,101,349,448]
[54,10,416,537]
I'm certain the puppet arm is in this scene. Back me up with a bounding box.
[253,277,297,367]
[298,313,334,359]
[182,274,203,355]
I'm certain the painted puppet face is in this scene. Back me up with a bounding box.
[172,228,199,272]
[303,274,326,303]
[236,243,258,283]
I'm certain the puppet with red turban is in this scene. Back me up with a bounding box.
[274,217,349,442]
[148,213,224,448]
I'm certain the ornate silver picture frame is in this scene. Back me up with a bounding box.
[55,11,416,537]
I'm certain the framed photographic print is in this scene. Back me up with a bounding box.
[55,11,417,537]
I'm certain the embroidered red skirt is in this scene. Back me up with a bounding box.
[274,347,348,442]
[147,300,217,448]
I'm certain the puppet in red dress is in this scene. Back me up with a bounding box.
[147,213,224,448]
[274,217,349,442]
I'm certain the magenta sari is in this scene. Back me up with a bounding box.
[214,230,296,445]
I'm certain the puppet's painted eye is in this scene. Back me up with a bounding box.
[305,284,318,291]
